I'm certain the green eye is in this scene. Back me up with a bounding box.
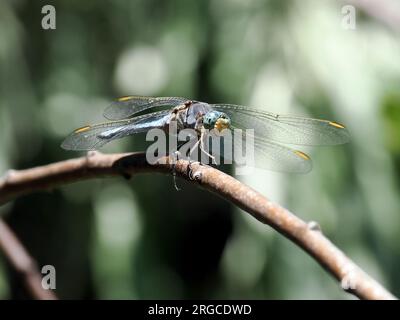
[203,111,230,130]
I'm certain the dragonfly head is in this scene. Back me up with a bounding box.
[203,111,231,132]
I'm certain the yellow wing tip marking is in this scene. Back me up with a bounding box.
[118,96,134,102]
[74,125,91,133]
[294,150,310,160]
[329,121,346,129]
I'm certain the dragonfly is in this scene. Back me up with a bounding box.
[61,96,350,173]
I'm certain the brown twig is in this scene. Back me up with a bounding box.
[0,218,58,300]
[0,151,396,300]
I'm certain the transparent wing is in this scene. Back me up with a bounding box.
[61,110,170,150]
[103,96,188,120]
[250,135,312,173]
[211,104,350,146]
[207,129,312,173]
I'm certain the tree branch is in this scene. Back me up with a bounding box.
[0,218,58,300]
[0,151,396,300]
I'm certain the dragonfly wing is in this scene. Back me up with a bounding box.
[211,104,350,146]
[206,129,312,173]
[61,110,170,150]
[103,96,188,120]
[250,135,313,173]
[206,128,312,173]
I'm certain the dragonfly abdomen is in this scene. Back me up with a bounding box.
[100,115,170,140]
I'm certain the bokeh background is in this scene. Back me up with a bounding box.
[1,0,400,299]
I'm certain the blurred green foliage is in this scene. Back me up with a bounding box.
[0,0,400,299]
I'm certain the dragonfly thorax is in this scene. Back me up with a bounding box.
[203,110,231,132]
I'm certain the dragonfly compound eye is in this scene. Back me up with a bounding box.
[203,111,231,132]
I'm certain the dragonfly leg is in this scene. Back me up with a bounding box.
[199,130,217,165]
[189,138,201,160]
[170,150,182,191]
